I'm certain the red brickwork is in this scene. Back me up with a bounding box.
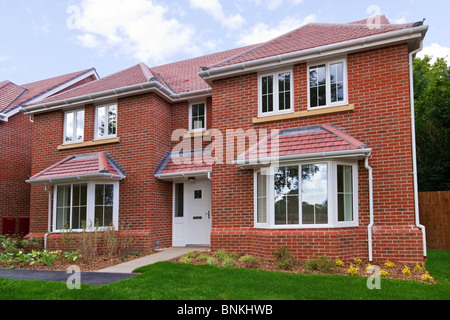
[210,44,424,263]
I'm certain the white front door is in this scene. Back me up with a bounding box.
[172,179,212,247]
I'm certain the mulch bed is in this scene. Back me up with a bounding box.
[171,250,437,284]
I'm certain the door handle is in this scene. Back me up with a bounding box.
[205,211,210,219]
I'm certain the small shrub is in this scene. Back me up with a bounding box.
[353,258,362,265]
[228,252,239,259]
[222,257,235,268]
[384,260,395,268]
[347,264,358,276]
[198,254,209,261]
[365,263,374,271]
[272,247,294,270]
[214,249,228,262]
[421,272,432,282]
[335,259,344,267]
[414,263,423,272]
[303,255,336,274]
[239,255,258,267]
[206,256,218,266]
[380,269,390,277]
[185,251,197,259]
[402,265,411,276]
[179,256,191,264]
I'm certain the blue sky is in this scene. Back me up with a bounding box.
[1,0,449,85]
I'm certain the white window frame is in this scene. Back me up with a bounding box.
[307,58,348,110]
[258,68,294,117]
[52,180,120,233]
[189,101,207,133]
[95,103,118,140]
[254,160,358,229]
[63,109,85,144]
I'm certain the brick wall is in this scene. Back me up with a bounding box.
[29,92,173,251]
[209,44,424,263]
[0,112,32,233]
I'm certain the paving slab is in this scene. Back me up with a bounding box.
[96,247,210,274]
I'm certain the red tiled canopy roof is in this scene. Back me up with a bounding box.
[237,124,369,166]
[155,150,212,179]
[28,152,125,184]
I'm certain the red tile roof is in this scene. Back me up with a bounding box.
[28,152,125,184]
[238,124,366,163]
[25,15,421,108]
[155,150,212,178]
[208,16,414,69]
[1,69,96,114]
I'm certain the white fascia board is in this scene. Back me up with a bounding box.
[21,81,212,115]
[26,173,125,185]
[0,113,8,122]
[155,169,212,181]
[199,26,428,82]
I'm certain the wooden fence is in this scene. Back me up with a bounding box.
[419,191,450,250]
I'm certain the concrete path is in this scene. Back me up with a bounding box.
[96,247,209,274]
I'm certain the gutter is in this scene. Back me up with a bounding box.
[155,169,212,180]
[0,113,7,122]
[26,173,125,185]
[199,25,428,81]
[409,40,427,260]
[233,148,372,167]
[21,80,212,115]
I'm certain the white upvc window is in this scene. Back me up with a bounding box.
[254,161,358,229]
[258,69,294,117]
[95,103,118,139]
[53,180,119,232]
[64,109,85,144]
[189,102,207,132]
[308,58,348,109]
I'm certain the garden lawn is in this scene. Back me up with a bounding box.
[0,250,448,300]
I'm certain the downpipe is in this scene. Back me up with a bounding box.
[365,154,374,262]
[409,41,427,260]
[44,184,52,250]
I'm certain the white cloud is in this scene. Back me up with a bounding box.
[189,0,246,30]
[418,43,450,64]
[0,55,10,62]
[69,0,202,64]
[236,14,316,46]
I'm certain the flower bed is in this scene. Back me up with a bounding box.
[172,249,437,284]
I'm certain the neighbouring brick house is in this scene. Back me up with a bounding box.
[0,69,99,234]
[22,16,428,262]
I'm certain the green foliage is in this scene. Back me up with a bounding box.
[303,255,336,274]
[413,56,450,191]
[272,247,294,270]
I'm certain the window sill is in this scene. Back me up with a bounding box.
[184,130,210,138]
[252,104,354,124]
[57,137,120,150]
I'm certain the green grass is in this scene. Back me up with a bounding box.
[0,250,448,300]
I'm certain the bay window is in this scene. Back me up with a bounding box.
[54,181,119,232]
[254,161,358,228]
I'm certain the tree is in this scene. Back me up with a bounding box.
[413,56,450,191]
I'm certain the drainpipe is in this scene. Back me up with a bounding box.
[44,184,52,250]
[409,41,427,260]
[365,154,374,262]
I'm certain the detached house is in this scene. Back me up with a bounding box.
[22,16,428,262]
[0,69,98,234]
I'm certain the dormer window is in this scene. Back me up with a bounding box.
[258,69,293,117]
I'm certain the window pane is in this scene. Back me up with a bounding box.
[97,106,106,137]
[191,104,205,130]
[108,105,117,136]
[338,165,353,222]
[104,207,113,227]
[56,208,70,230]
[95,206,103,227]
[95,185,104,206]
[65,112,74,142]
[274,166,299,225]
[309,65,326,108]
[278,72,291,111]
[256,173,267,224]
[330,63,344,103]
[301,163,328,225]
[104,185,114,206]
[174,183,184,218]
[76,110,84,141]
[261,75,274,113]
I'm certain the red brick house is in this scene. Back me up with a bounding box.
[0,69,99,234]
[22,16,428,262]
